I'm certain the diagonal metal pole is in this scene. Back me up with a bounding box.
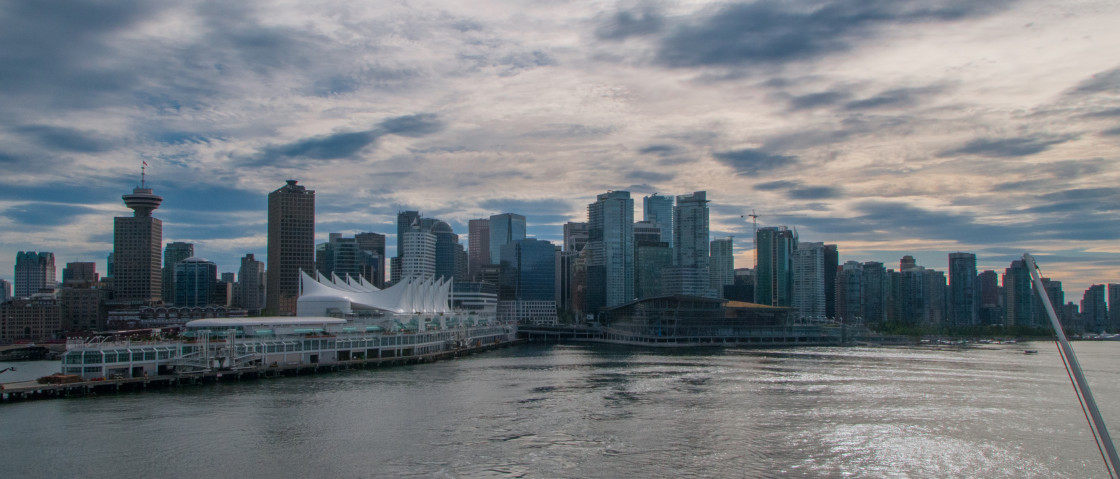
[1023,253,1118,478]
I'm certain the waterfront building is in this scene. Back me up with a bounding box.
[755,226,797,307]
[114,181,163,304]
[162,242,194,304]
[451,282,498,315]
[1061,301,1082,332]
[354,232,387,288]
[174,257,217,308]
[59,286,104,332]
[238,254,266,313]
[889,267,927,325]
[431,220,461,281]
[400,230,437,279]
[498,238,557,302]
[489,213,526,265]
[723,268,755,303]
[0,296,60,342]
[62,262,97,287]
[1002,260,1034,327]
[636,242,672,299]
[317,233,384,286]
[643,193,674,248]
[267,180,315,315]
[1034,278,1064,327]
[835,261,863,322]
[563,222,590,253]
[792,242,826,320]
[1081,285,1108,333]
[710,238,734,297]
[468,218,490,280]
[948,252,979,326]
[823,245,838,318]
[105,305,248,330]
[392,210,421,283]
[1108,284,1120,332]
[978,270,1001,325]
[924,269,948,326]
[586,191,635,311]
[860,261,889,324]
[15,251,56,298]
[666,191,713,298]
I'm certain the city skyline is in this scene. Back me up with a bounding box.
[1,1,1118,301]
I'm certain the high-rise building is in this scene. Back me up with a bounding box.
[635,242,672,299]
[489,213,526,264]
[924,269,948,326]
[354,232,387,288]
[1081,285,1108,333]
[823,244,838,318]
[1002,260,1033,327]
[114,181,163,304]
[431,220,460,281]
[238,254,266,313]
[948,252,978,326]
[400,230,437,279]
[14,251,56,297]
[468,218,490,280]
[174,257,217,307]
[755,226,797,306]
[162,242,194,303]
[61,262,97,287]
[861,261,888,324]
[633,221,661,244]
[643,194,674,248]
[1108,284,1120,332]
[1034,278,1063,327]
[792,242,826,320]
[267,180,315,315]
[586,191,634,311]
[563,222,589,253]
[665,191,713,298]
[317,233,372,281]
[710,237,734,297]
[835,261,863,322]
[0,279,10,302]
[498,238,556,301]
[977,270,1001,325]
[889,267,927,325]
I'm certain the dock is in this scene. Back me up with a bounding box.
[1,339,521,403]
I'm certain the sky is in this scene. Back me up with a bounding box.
[1,0,1118,303]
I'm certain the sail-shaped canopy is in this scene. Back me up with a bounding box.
[297,272,451,316]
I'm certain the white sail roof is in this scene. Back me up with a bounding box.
[297,271,451,316]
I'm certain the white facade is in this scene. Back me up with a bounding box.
[709,237,734,294]
[401,231,436,279]
[297,272,453,317]
[792,242,826,320]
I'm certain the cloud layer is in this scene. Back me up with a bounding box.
[2,0,1119,300]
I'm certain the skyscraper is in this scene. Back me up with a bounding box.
[238,253,266,313]
[823,244,839,318]
[162,242,194,304]
[61,262,97,287]
[489,213,526,265]
[174,257,217,307]
[1002,260,1033,327]
[835,261,863,322]
[14,251,56,297]
[709,237,734,297]
[1108,284,1120,332]
[948,252,978,326]
[792,242,826,319]
[563,222,589,253]
[468,218,490,280]
[113,183,163,304]
[643,194,674,247]
[431,220,460,281]
[978,270,1001,324]
[861,261,889,324]
[586,191,634,310]
[755,226,797,306]
[354,232,386,288]
[664,191,714,298]
[1082,285,1108,333]
[267,180,315,315]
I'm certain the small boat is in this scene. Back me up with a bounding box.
[1024,350,1039,355]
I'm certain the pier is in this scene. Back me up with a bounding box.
[0,339,521,403]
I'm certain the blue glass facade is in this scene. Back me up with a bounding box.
[489,213,526,265]
[499,238,555,301]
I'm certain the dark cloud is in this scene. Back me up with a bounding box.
[655,0,1010,69]
[754,180,799,191]
[789,185,843,200]
[638,144,681,156]
[713,149,797,175]
[844,86,944,110]
[15,125,114,152]
[1102,127,1120,137]
[938,135,1075,158]
[1038,187,1120,202]
[3,203,98,227]
[160,183,264,213]
[627,170,674,183]
[248,114,444,166]
[787,90,851,110]
[0,182,117,205]
[1067,66,1120,96]
[596,9,665,40]
[1082,107,1120,118]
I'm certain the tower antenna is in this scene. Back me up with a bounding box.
[141,161,148,188]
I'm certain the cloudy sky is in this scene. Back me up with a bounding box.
[2,0,1118,302]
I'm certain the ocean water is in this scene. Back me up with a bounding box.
[1,341,1117,478]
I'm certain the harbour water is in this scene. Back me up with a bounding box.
[1,341,1117,478]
